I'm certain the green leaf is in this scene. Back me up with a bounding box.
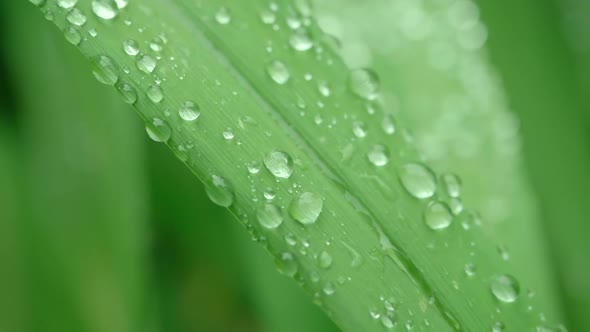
[24,0,563,330]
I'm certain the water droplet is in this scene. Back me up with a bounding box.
[178,101,200,121]
[247,161,261,174]
[381,315,395,329]
[57,0,78,9]
[275,252,298,277]
[149,37,164,52]
[146,85,163,103]
[492,321,505,332]
[136,55,156,73]
[323,281,335,295]
[317,81,331,97]
[114,0,128,9]
[92,0,119,20]
[266,60,290,85]
[497,245,510,261]
[318,251,333,269]
[116,82,137,104]
[123,39,139,56]
[289,30,313,51]
[257,204,283,229]
[263,151,293,179]
[263,190,276,200]
[206,175,235,207]
[464,263,476,277]
[382,113,396,135]
[348,69,379,100]
[29,0,46,6]
[367,145,389,166]
[290,192,323,225]
[441,173,461,198]
[260,10,276,24]
[352,121,367,138]
[490,274,519,303]
[424,201,453,230]
[294,0,312,17]
[91,55,119,85]
[66,8,87,26]
[64,27,82,45]
[398,163,437,199]
[145,118,171,142]
[215,7,231,24]
[223,128,234,140]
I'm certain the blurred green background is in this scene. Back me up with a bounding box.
[0,0,588,331]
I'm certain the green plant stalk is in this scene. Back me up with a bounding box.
[478,0,590,330]
[2,2,154,331]
[27,0,561,330]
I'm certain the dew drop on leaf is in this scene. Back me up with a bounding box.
[464,262,476,277]
[490,274,520,303]
[289,30,313,51]
[66,8,87,26]
[352,121,367,138]
[57,0,78,9]
[263,151,293,179]
[136,55,157,73]
[114,0,128,9]
[260,10,276,24]
[441,173,462,198]
[492,321,505,332]
[215,7,232,25]
[247,161,261,174]
[223,128,234,140]
[275,252,298,277]
[29,0,46,7]
[424,201,453,230]
[290,192,323,225]
[323,281,336,295]
[348,69,380,100]
[92,0,119,20]
[178,101,200,121]
[123,39,140,56]
[381,315,394,329]
[266,60,290,85]
[367,145,389,166]
[64,27,82,45]
[146,85,164,103]
[91,55,119,86]
[205,175,235,207]
[398,163,437,199]
[145,118,172,142]
[257,203,283,229]
[382,113,396,135]
[318,251,333,269]
[116,82,137,104]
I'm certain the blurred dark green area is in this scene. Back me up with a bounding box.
[0,1,588,331]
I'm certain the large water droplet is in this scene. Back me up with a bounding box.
[123,39,139,56]
[215,7,231,24]
[145,118,171,142]
[348,69,379,100]
[91,55,119,85]
[266,60,290,85]
[263,151,293,179]
[57,0,78,9]
[441,173,461,198]
[257,204,283,229]
[146,85,163,103]
[367,145,389,166]
[424,201,453,230]
[92,0,119,20]
[178,101,200,121]
[275,252,298,277]
[66,8,87,26]
[206,175,235,207]
[137,55,156,73]
[290,192,323,225]
[490,274,520,303]
[318,251,333,269]
[398,163,436,199]
[116,82,137,104]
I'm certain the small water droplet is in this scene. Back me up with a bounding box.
[424,201,453,230]
[289,30,313,51]
[223,128,234,140]
[263,190,276,200]
[398,163,437,199]
[317,81,331,97]
[92,0,119,20]
[490,274,519,303]
[149,36,164,52]
[492,321,505,332]
[91,55,119,85]
[381,315,395,329]
[382,113,396,135]
[266,60,290,85]
[206,175,235,207]
[145,118,171,142]
[136,54,156,73]
[352,121,367,138]
[367,145,389,166]
[441,173,461,198]
[247,161,261,174]
[260,9,276,24]
[116,82,137,104]
[275,252,298,277]
[257,204,283,229]
[323,281,335,295]
[348,69,379,100]
[263,151,293,179]
[178,101,200,121]
[215,7,231,24]
[464,262,476,277]
[123,39,139,56]
[290,192,323,225]
[114,0,128,9]
[57,0,78,9]
[64,27,82,45]
[66,8,87,26]
[318,251,333,269]
[146,85,163,103]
